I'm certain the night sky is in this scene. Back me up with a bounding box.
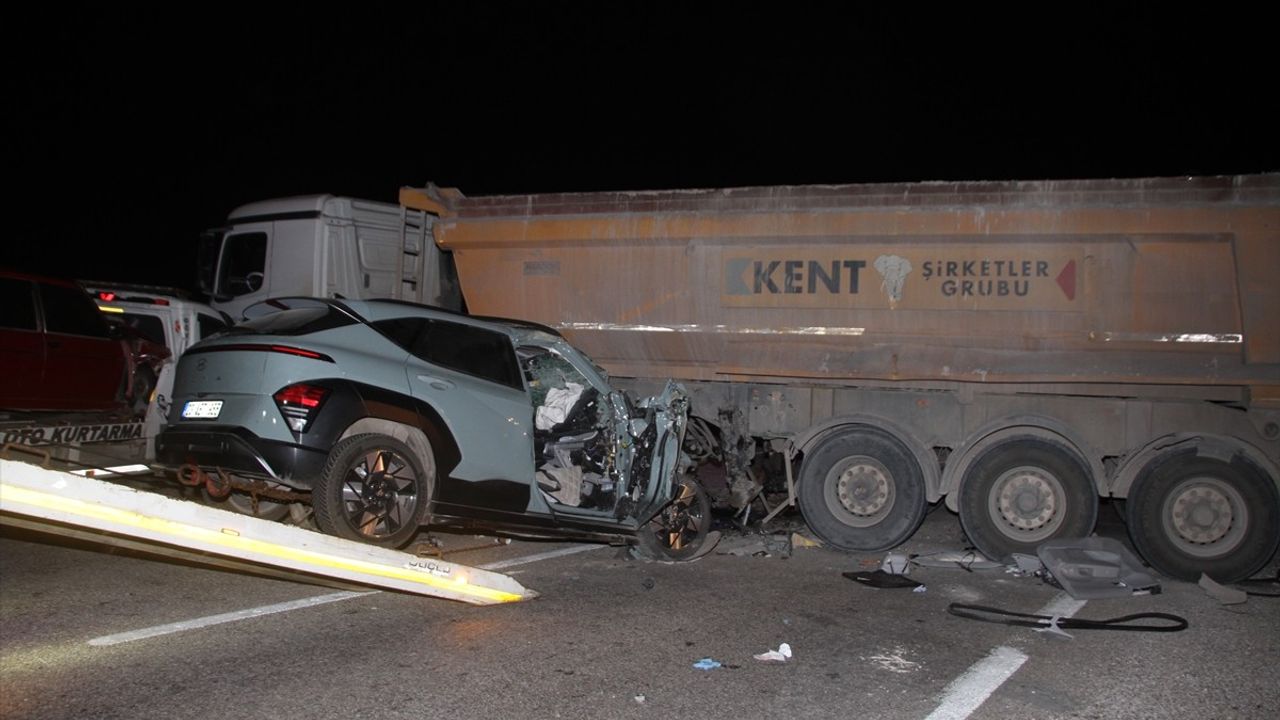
[6,8,1275,293]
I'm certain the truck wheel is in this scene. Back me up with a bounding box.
[958,437,1096,561]
[1127,451,1280,583]
[635,476,711,560]
[313,433,431,548]
[797,427,927,552]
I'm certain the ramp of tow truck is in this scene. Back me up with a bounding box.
[0,459,536,605]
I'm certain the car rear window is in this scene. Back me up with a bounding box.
[40,282,110,338]
[0,277,36,331]
[373,317,523,391]
[226,306,356,336]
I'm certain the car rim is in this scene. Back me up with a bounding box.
[340,448,419,539]
[654,481,704,550]
[823,454,896,528]
[1161,475,1248,558]
[988,464,1065,542]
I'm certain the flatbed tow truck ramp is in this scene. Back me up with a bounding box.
[0,459,535,605]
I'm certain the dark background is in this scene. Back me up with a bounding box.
[4,8,1275,293]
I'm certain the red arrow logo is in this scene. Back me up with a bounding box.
[1056,260,1077,301]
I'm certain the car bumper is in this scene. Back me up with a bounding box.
[155,425,328,489]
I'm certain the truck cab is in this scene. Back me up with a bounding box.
[197,195,459,321]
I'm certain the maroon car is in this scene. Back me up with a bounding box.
[0,270,134,413]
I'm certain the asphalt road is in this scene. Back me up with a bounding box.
[2,500,1278,720]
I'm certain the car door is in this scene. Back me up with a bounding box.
[37,281,126,410]
[400,318,538,519]
[0,276,44,408]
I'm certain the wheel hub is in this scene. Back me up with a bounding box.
[996,469,1057,531]
[1171,486,1233,544]
[837,464,889,516]
[360,473,395,513]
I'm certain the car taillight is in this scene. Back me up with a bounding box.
[273,383,328,433]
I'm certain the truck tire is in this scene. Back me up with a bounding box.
[958,437,1096,562]
[313,433,430,548]
[1126,451,1280,583]
[797,427,927,552]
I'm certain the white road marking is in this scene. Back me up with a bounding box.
[86,543,604,647]
[478,543,605,570]
[924,646,1029,720]
[87,591,376,646]
[924,592,1087,719]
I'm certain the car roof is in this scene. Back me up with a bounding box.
[334,298,564,338]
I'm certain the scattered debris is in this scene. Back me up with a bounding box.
[715,532,791,558]
[948,603,1188,633]
[880,552,911,575]
[843,569,925,590]
[692,658,722,671]
[791,533,822,548]
[1037,537,1160,599]
[911,549,1003,571]
[1008,553,1046,576]
[634,694,646,704]
[753,643,793,662]
[912,584,927,593]
[641,577,656,590]
[1199,573,1248,605]
[864,647,922,674]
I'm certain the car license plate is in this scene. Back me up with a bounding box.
[182,400,223,419]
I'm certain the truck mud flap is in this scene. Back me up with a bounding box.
[0,459,536,605]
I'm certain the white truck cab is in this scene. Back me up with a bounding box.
[197,195,460,320]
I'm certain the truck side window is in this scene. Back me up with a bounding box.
[0,278,36,331]
[218,232,268,297]
[40,283,110,338]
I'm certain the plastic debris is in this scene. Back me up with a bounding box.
[912,584,927,593]
[912,549,1003,571]
[791,533,822,548]
[880,553,910,575]
[753,643,793,662]
[843,570,925,590]
[692,658,722,670]
[1199,573,1248,605]
[1037,537,1160,599]
[634,695,646,704]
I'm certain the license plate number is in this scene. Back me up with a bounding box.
[182,400,223,419]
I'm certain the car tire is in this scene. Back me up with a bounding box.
[796,427,928,552]
[313,433,431,548]
[635,476,712,560]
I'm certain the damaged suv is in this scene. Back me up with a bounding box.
[155,298,709,558]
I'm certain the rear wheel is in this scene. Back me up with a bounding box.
[1127,451,1280,583]
[635,477,711,560]
[958,437,1097,561]
[313,433,431,548]
[796,427,928,552]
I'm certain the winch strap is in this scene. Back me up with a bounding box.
[947,603,1188,633]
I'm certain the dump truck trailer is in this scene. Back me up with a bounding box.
[197,176,1280,584]
[406,175,1280,583]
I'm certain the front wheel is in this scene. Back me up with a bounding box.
[313,433,431,548]
[635,477,711,560]
[1127,451,1280,583]
[958,437,1097,561]
[796,427,928,552]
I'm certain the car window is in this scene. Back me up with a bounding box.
[123,313,166,346]
[0,277,36,331]
[373,317,522,390]
[196,313,228,340]
[40,283,110,338]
